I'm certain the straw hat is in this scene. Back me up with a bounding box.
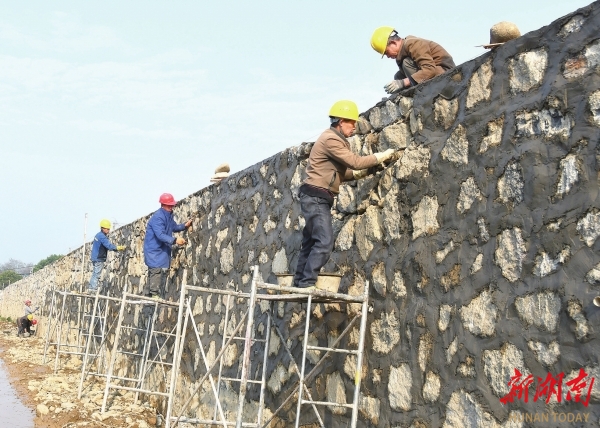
[483,22,521,49]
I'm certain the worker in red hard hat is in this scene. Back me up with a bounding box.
[142,193,192,299]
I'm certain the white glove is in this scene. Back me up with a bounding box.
[374,149,395,164]
[352,169,368,180]
[384,80,405,94]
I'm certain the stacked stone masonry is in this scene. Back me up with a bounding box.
[3,2,600,426]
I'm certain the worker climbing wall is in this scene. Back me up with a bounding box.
[3,2,600,426]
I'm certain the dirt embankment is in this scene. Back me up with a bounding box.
[0,321,160,428]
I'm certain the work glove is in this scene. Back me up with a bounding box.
[116,245,126,251]
[384,79,406,94]
[352,169,368,180]
[374,148,395,164]
[175,237,186,246]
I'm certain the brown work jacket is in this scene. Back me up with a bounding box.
[397,35,455,83]
[304,128,378,195]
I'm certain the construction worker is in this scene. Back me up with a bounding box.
[292,100,396,289]
[371,26,455,94]
[17,314,34,337]
[143,193,192,299]
[89,219,126,293]
[23,299,38,317]
[482,22,521,49]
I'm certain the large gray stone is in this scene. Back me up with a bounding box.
[422,371,441,403]
[389,364,412,411]
[483,343,529,396]
[479,117,504,153]
[556,154,579,196]
[370,310,400,354]
[457,177,483,213]
[466,59,492,109]
[567,300,589,340]
[589,89,600,127]
[359,394,380,425]
[337,184,357,214]
[355,206,384,260]
[441,124,469,165]
[576,210,600,247]
[558,14,585,37]
[412,195,439,240]
[528,340,560,366]
[369,101,401,129]
[460,290,498,337]
[326,372,347,415]
[371,262,387,296]
[396,145,431,180]
[509,49,548,92]
[514,291,561,332]
[585,261,600,284]
[379,122,412,150]
[334,216,356,251]
[497,161,523,206]
[434,97,459,129]
[442,390,523,428]
[495,227,526,282]
[515,108,572,143]
[532,247,570,277]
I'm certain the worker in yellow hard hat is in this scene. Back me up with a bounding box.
[89,219,126,294]
[370,26,455,94]
[292,100,396,289]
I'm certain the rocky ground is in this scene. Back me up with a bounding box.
[0,321,161,428]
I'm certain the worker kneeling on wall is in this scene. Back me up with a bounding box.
[292,100,396,289]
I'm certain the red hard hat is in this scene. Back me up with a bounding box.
[159,193,176,206]
[25,300,31,305]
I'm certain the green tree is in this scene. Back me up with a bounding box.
[0,270,22,288]
[33,254,63,273]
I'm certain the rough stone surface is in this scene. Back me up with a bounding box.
[515,108,572,143]
[509,48,548,93]
[466,59,492,109]
[441,124,469,165]
[396,145,430,180]
[576,210,600,247]
[370,310,400,354]
[388,364,412,411]
[379,122,412,150]
[460,290,498,337]
[438,304,453,332]
[586,261,600,284]
[457,177,482,213]
[497,161,523,206]
[422,371,441,403]
[479,117,504,153]
[443,390,522,428]
[589,90,600,127]
[515,291,561,332]
[326,372,347,415]
[412,195,439,240]
[532,247,570,277]
[495,228,526,282]
[528,340,560,366]
[434,97,459,129]
[369,101,400,130]
[483,343,529,396]
[567,300,589,340]
[556,154,579,196]
[558,14,586,37]
[355,206,383,260]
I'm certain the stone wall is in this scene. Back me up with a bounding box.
[3,2,600,426]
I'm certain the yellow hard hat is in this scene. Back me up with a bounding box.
[329,100,359,121]
[371,26,395,56]
[27,314,33,320]
[100,219,111,229]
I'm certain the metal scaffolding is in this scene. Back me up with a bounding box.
[100,288,184,413]
[42,266,370,428]
[167,266,370,428]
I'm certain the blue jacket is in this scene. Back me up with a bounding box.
[143,208,186,268]
[91,230,117,262]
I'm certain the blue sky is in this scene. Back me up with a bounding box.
[0,0,593,264]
